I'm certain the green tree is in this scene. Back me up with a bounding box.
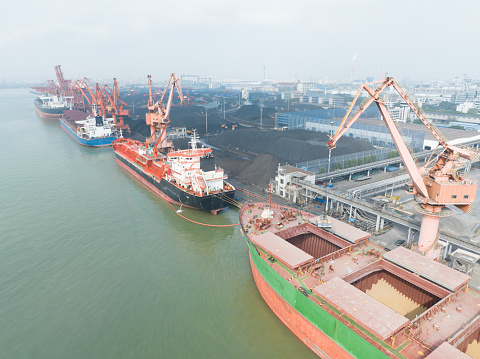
[319,167,326,174]
[358,158,364,165]
[449,125,465,130]
[387,151,399,159]
[333,162,343,170]
[345,159,353,168]
[467,108,478,116]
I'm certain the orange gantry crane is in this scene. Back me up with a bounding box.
[145,74,184,155]
[54,65,89,111]
[102,78,130,130]
[327,75,478,259]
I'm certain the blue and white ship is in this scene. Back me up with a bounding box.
[60,108,121,147]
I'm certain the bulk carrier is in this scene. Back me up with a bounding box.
[60,108,120,147]
[34,93,73,120]
[112,74,235,213]
[240,204,480,358]
[240,76,480,358]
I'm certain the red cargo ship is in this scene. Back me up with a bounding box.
[113,132,235,213]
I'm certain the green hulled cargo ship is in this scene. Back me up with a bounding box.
[240,202,480,358]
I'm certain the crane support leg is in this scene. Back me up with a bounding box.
[418,214,441,260]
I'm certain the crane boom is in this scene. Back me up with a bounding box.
[327,75,478,259]
[145,74,185,156]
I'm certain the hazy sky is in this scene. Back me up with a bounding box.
[1,0,478,83]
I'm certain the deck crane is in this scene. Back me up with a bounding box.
[145,74,184,156]
[327,75,478,259]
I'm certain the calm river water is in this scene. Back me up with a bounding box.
[0,89,316,358]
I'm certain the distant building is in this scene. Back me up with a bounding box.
[272,165,315,203]
[181,75,199,87]
[167,127,187,140]
[276,82,297,92]
[241,89,249,100]
[455,93,467,105]
[457,102,476,114]
[275,110,425,152]
[297,81,317,94]
[281,91,303,100]
[329,96,344,107]
[388,104,410,123]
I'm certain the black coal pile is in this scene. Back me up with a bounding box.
[123,106,228,137]
[209,128,374,164]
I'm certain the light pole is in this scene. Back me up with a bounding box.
[260,107,263,129]
[328,121,334,177]
[223,97,226,119]
[325,121,335,213]
[205,109,208,134]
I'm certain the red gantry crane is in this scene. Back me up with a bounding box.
[145,74,184,155]
[102,78,130,131]
[327,75,478,259]
[54,65,89,111]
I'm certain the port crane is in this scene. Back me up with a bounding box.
[102,78,130,131]
[72,79,94,107]
[54,65,89,111]
[70,79,108,117]
[327,75,478,259]
[145,74,184,155]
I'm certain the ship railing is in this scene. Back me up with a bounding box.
[448,312,480,349]
[300,241,370,275]
[403,284,468,344]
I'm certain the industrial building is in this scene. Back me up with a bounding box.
[275,110,425,151]
[271,165,315,202]
[275,110,480,152]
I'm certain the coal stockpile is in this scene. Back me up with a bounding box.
[123,104,375,188]
[202,128,374,188]
[233,153,280,188]
[232,105,276,126]
[208,128,374,164]
[123,105,228,137]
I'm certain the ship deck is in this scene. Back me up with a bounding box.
[113,139,234,197]
[240,202,480,359]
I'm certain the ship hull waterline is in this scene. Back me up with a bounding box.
[245,237,392,359]
[60,118,116,147]
[248,251,355,359]
[34,105,64,120]
[115,154,235,214]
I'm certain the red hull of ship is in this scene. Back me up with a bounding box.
[34,106,62,120]
[115,158,196,209]
[249,252,354,359]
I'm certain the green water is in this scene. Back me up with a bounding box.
[0,89,316,358]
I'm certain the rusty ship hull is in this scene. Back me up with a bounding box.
[240,202,480,358]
